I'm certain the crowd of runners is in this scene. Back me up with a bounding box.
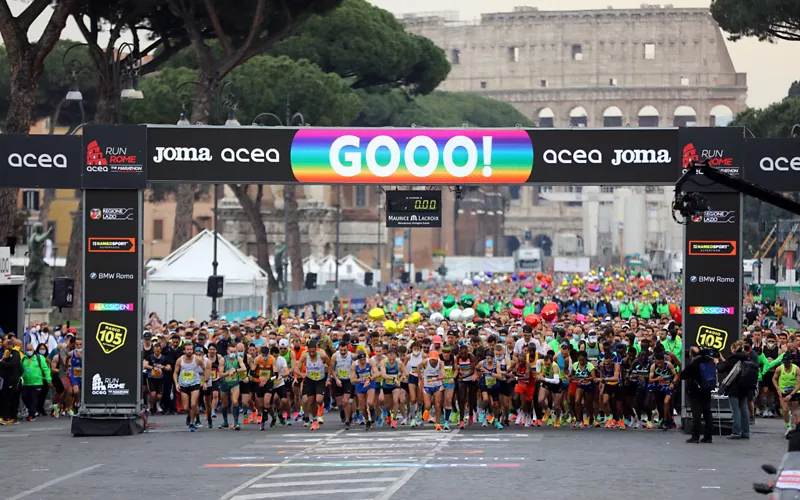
[0,268,790,434]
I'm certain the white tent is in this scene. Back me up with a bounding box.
[145,230,268,322]
[302,254,377,285]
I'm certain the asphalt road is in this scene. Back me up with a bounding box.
[0,413,788,500]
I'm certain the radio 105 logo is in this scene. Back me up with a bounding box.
[290,129,533,184]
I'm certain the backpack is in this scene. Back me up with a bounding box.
[698,360,717,391]
[737,359,758,389]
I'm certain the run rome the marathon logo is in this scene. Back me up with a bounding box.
[91,373,129,396]
[681,143,737,175]
[541,148,671,166]
[151,146,280,163]
[290,129,533,183]
[688,240,737,256]
[86,140,143,174]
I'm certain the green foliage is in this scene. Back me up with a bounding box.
[710,0,800,41]
[122,67,198,125]
[229,56,361,126]
[790,81,800,99]
[731,99,800,255]
[271,0,449,95]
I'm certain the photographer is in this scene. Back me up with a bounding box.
[680,346,717,443]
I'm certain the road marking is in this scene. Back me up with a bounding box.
[269,468,402,478]
[701,486,721,489]
[374,430,460,500]
[0,434,29,438]
[208,462,518,469]
[252,478,398,488]
[220,430,344,500]
[233,487,386,500]
[698,468,716,471]
[7,464,103,500]
[288,449,484,456]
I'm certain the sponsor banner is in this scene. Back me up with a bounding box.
[0,134,82,188]
[527,128,679,184]
[147,126,296,183]
[485,236,494,257]
[292,128,533,184]
[678,127,743,192]
[386,190,442,227]
[82,124,147,189]
[743,138,800,192]
[683,192,742,355]
[83,189,141,406]
[393,231,405,261]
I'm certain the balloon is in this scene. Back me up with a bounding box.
[509,307,522,318]
[443,295,456,308]
[616,291,624,298]
[572,279,579,285]
[569,287,579,295]
[430,312,444,325]
[398,319,407,331]
[606,285,613,293]
[460,295,475,308]
[383,320,397,334]
[511,274,519,281]
[462,308,475,321]
[536,272,543,280]
[512,297,525,308]
[525,282,533,289]
[408,312,421,325]
[630,276,637,282]
[562,280,568,286]
[668,303,678,313]
[576,313,587,323]
[486,271,493,278]
[525,314,541,328]
[638,281,646,288]
[645,278,652,285]
[476,303,491,318]
[642,290,649,296]
[473,280,480,286]
[671,309,682,323]
[542,283,549,290]
[462,278,472,286]
[519,287,529,295]
[653,292,660,298]
[506,276,512,283]
[578,279,585,286]
[546,276,553,284]
[449,309,463,322]
[519,272,526,279]
[541,302,559,322]
[591,270,596,275]
[535,286,543,293]
[369,308,385,321]
[619,277,625,282]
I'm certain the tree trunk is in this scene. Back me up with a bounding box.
[229,184,279,290]
[286,185,304,291]
[63,197,82,320]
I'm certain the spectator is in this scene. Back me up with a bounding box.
[30,326,57,355]
[719,340,752,440]
[680,346,715,443]
[20,343,52,421]
[0,337,23,424]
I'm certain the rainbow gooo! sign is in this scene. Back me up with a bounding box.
[290,129,533,184]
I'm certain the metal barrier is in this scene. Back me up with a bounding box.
[272,284,378,311]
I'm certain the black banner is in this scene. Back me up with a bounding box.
[683,192,742,355]
[82,124,147,189]
[527,128,680,184]
[678,127,744,193]
[82,189,142,407]
[147,126,296,183]
[743,138,800,192]
[386,190,442,227]
[0,134,82,188]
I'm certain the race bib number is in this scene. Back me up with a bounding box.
[152,368,163,378]
[259,369,272,379]
[308,371,323,381]
[181,371,195,382]
[73,367,82,377]
[337,368,350,378]
[384,375,397,385]
[485,376,497,387]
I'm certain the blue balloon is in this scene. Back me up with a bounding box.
[486,271,493,278]
[511,274,518,281]
[473,280,480,286]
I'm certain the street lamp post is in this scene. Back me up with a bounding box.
[376,187,382,291]
[335,186,341,298]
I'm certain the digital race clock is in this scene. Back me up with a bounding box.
[385,190,442,228]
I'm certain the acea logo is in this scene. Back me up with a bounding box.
[689,306,735,315]
[290,129,533,184]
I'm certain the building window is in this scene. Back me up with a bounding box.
[609,78,618,87]
[680,76,690,86]
[451,49,460,65]
[572,44,583,61]
[508,46,520,62]
[540,79,548,88]
[153,219,164,240]
[22,189,40,211]
[355,185,367,208]
[644,43,656,60]
[480,81,487,89]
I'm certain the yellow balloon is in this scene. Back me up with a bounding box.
[653,292,660,298]
[616,291,624,298]
[578,279,585,285]
[591,270,596,275]
[642,290,650,296]
[572,279,579,285]
[562,280,568,286]
[618,277,625,282]
[408,312,421,325]
[383,320,397,334]
[398,319,407,331]
[369,308,385,321]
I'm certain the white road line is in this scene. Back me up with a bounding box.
[7,464,104,500]
[373,429,461,500]
[701,486,721,489]
[252,478,398,488]
[0,433,30,438]
[269,468,403,479]
[233,487,386,500]
[221,430,344,500]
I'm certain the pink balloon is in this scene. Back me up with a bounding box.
[569,287,579,295]
[510,307,522,318]
[524,282,533,289]
[512,297,525,308]
[576,313,586,323]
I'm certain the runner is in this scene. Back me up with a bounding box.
[379,348,408,428]
[219,343,246,430]
[536,353,563,427]
[440,345,456,429]
[296,339,330,431]
[571,350,597,429]
[68,338,83,414]
[419,349,445,431]
[649,349,677,430]
[405,341,425,427]
[173,342,208,432]
[350,348,377,431]
[254,345,278,430]
[330,341,354,429]
[203,344,223,428]
[456,343,477,429]
[143,342,171,415]
[478,349,504,429]
[773,353,800,435]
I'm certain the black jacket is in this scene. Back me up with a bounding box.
[0,350,23,389]
[680,354,711,397]
[719,351,749,399]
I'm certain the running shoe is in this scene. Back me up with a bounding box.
[345,422,351,431]
[260,422,266,431]
[605,419,616,429]
[270,417,277,428]
[468,415,474,426]
[186,415,191,426]
[572,420,580,428]
[411,419,418,428]
[366,420,373,431]
[478,411,486,424]
[317,407,325,423]
[645,420,653,430]
[52,404,59,417]
[422,410,430,422]
[195,417,201,427]
[554,416,562,428]
[482,421,489,428]
[443,421,450,431]
[487,414,495,424]
[459,420,466,429]
[67,410,76,417]
[494,419,504,430]
[786,426,793,436]
[310,421,319,431]
[400,417,407,426]
[243,414,250,425]
[435,424,443,431]
[593,419,601,428]
[542,410,551,423]
[583,417,590,427]
[234,425,241,431]
[547,415,554,426]
[303,420,310,427]
[219,422,228,429]
[189,424,196,432]
[524,416,532,427]
[516,413,525,425]
[451,411,459,423]
[391,419,398,429]
[618,420,626,430]
[258,415,263,424]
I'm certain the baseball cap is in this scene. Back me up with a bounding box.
[143,332,152,339]
[428,350,439,360]
[356,351,367,359]
[432,335,443,344]
[278,339,289,348]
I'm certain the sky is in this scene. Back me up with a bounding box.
[16,0,795,110]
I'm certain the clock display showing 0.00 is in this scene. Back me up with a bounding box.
[413,199,437,211]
